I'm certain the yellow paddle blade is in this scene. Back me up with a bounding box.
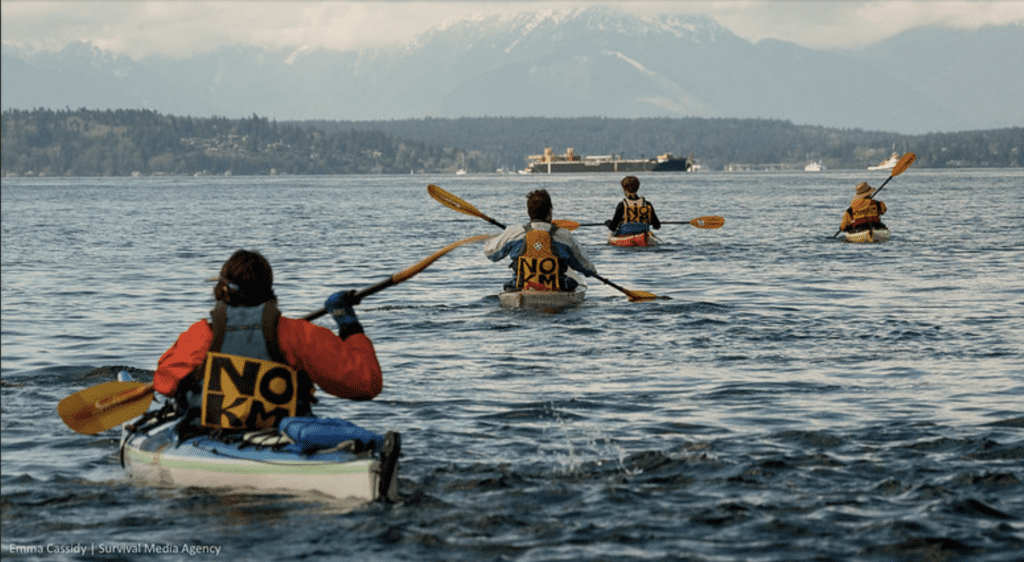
[59,381,154,434]
[391,233,491,284]
[427,184,487,220]
[595,273,670,301]
[626,290,667,302]
[551,219,580,230]
[690,216,725,229]
[891,152,917,176]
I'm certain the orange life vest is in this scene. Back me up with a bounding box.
[515,224,561,291]
[845,198,886,231]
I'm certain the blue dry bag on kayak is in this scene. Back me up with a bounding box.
[278,417,385,455]
[615,222,650,236]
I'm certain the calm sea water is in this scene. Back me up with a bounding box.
[2,170,1022,561]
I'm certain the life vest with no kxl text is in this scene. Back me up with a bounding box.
[516,224,561,291]
[198,301,310,430]
[622,196,653,225]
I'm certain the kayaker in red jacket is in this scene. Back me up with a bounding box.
[153,250,383,412]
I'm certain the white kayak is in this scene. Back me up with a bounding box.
[117,371,400,503]
[498,271,586,311]
[842,228,890,244]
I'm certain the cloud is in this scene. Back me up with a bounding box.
[2,1,1022,58]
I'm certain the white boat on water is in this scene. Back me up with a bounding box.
[868,152,900,171]
[804,161,824,172]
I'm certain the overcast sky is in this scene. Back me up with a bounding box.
[2,1,1022,58]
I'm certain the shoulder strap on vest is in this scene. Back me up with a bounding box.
[208,300,283,363]
[209,302,227,353]
[262,300,285,363]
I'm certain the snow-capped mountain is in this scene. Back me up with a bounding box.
[3,7,1021,133]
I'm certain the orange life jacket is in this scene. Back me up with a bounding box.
[845,198,886,231]
[515,224,561,291]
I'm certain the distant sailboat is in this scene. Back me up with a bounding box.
[455,154,467,175]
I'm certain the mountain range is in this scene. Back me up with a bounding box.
[3,7,1022,134]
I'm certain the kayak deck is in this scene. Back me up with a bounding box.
[842,228,890,243]
[499,288,586,311]
[608,231,661,247]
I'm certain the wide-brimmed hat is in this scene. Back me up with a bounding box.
[855,182,875,197]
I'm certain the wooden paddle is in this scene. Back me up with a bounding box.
[428,184,667,301]
[59,380,155,435]
[592,274,668,302]
[869,152,916,200]
[571,216,725,229]
[302,233,490,321]
[833,152,916,238]
[60,234,490,434]
[427,184,579,230]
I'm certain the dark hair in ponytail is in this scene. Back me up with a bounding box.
[214,250,275,306]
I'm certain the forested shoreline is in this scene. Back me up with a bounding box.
[2,108,1021,178]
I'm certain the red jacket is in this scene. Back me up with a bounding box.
[153,317,383,401]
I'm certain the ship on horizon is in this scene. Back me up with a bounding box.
[519,147,693,174]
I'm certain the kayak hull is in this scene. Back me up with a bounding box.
[122,423,382,501]
[842,228,890,244]
[608,231,661,247]
[117,372,397,502]
[499,289,586,311]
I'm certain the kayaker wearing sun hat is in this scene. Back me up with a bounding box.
[839,181,888,234]
[153,249,385,438]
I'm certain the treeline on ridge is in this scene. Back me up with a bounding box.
[2,108,1021,177]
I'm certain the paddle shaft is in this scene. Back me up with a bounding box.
[592,273,629,295]
[303,278,393,322]
[573,217,723,228]
[303,233,490,321]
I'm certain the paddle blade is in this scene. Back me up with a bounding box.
[391,233,491,284]
[626,290,670,302]
[428,184,485,219]
[551,219,580,230]
[891,152,917,177]
[689,216,725,229]
[59,381,154,434]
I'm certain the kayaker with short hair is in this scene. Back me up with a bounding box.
[484,189,597,292]
[839,181,887,234]
[605,175,661,236]
[153,250,390,446]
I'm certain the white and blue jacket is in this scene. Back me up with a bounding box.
[484,221,598,278]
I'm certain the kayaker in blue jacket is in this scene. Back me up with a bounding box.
[605,175,661,236]
[484,189,597,292]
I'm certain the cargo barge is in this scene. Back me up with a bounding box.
[519,148,692,174]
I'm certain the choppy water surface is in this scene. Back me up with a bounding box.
[2,170,1022,561]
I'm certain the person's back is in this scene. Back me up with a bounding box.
[840,181,887,233]
[154,250,383,432]
[606,176,661,236]
[484,189,597,292]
